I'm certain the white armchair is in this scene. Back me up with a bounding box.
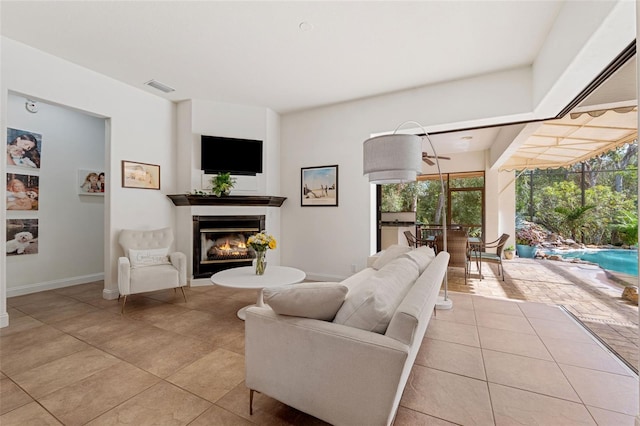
[117,227,187,313]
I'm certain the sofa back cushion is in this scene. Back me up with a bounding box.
[333,256,419,334]
[371,244,412,270]
[401,245,435,274]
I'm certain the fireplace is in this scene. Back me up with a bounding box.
[193,215,265,278]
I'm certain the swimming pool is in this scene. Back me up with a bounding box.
[545,249,638,276]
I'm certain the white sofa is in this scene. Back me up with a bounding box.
[245,245,450,426]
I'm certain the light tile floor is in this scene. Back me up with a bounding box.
[1,276,638,425]
[448,257,639,370]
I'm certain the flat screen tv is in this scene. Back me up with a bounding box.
[201,135,263,175]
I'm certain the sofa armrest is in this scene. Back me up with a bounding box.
[367,251,383,268]
[169,251,187,286]
[245,307,409,426]
[117,256,131,295]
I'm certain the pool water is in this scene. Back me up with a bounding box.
[545,249,638,276]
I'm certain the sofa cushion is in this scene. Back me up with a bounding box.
[263,282,348,321]
[340,267,377,291]
[371,244,412,270]
[333,256,419,333]
[401,245,436,274]
[129,247,170,268]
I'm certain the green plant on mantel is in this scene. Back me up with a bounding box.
[210,172,236,197]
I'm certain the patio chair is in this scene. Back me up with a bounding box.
[418,225,441,248]
[436,229,470,284]
[472,233,510,281]
[403,230,421,248]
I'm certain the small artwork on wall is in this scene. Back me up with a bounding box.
[122,160,160,190]
[6,127,42,169]
[301,164,338,207]
[78,169,105,195]
[6,218,38,256]
[6,173,39,211]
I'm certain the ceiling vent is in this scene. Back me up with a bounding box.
[144,79,175,93]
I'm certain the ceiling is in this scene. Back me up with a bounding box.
[1,1,636,168]
[1,1,562,114]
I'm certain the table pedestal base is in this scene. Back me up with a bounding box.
[237,289,265,321]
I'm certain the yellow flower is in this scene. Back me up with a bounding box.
[248,231,277,251]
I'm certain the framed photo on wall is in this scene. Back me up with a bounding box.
[6,127,42,170]
[6,218,38,256]
[301,164,338,207]
[121,160,160,190]
[6,173,39,210]
[78,169,105,195]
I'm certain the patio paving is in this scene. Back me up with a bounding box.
[446,257,639,371]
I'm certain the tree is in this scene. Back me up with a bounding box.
[554,205,595,242]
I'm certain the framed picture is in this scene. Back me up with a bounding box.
[121,160,160,190]
[301,164,338,207]
[78,169,105,195]
[6,218,38,256]
[6,173,39,211]
[7,127,42,169]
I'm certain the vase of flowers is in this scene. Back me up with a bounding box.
[247,231,277,275]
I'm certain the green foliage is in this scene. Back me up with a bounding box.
[210,172,236,197]
[611,211,638,246]
[516,142,638,245]
[381,182,426,212]
[553,204,595,241]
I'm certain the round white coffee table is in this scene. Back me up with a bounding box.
[210,266,306,320]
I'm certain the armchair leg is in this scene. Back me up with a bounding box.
[120,295,127,314]
[249,389,255,415]
[180,286,187,303]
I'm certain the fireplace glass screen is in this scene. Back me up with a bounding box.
[193,215,265,278]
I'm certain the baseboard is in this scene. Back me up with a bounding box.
[6,273,105,298]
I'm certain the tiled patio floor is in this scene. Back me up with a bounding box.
[446,257,639,370]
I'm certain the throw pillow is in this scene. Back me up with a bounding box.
[129,247,170,268]
[372,244,412,270]
[263,282,349,321]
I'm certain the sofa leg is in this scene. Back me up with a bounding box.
[249,389,255,415]
[180,286,187,303]
[120,295,127,314]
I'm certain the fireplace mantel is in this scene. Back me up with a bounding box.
[167,194,286,207]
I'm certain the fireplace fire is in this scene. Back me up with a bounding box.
[203,232,251,261]
[193,215,265,278]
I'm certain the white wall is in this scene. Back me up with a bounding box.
[280,80,521,281]
[5,94,105,296]
[175,99,282,284]
[1,37,176,326]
